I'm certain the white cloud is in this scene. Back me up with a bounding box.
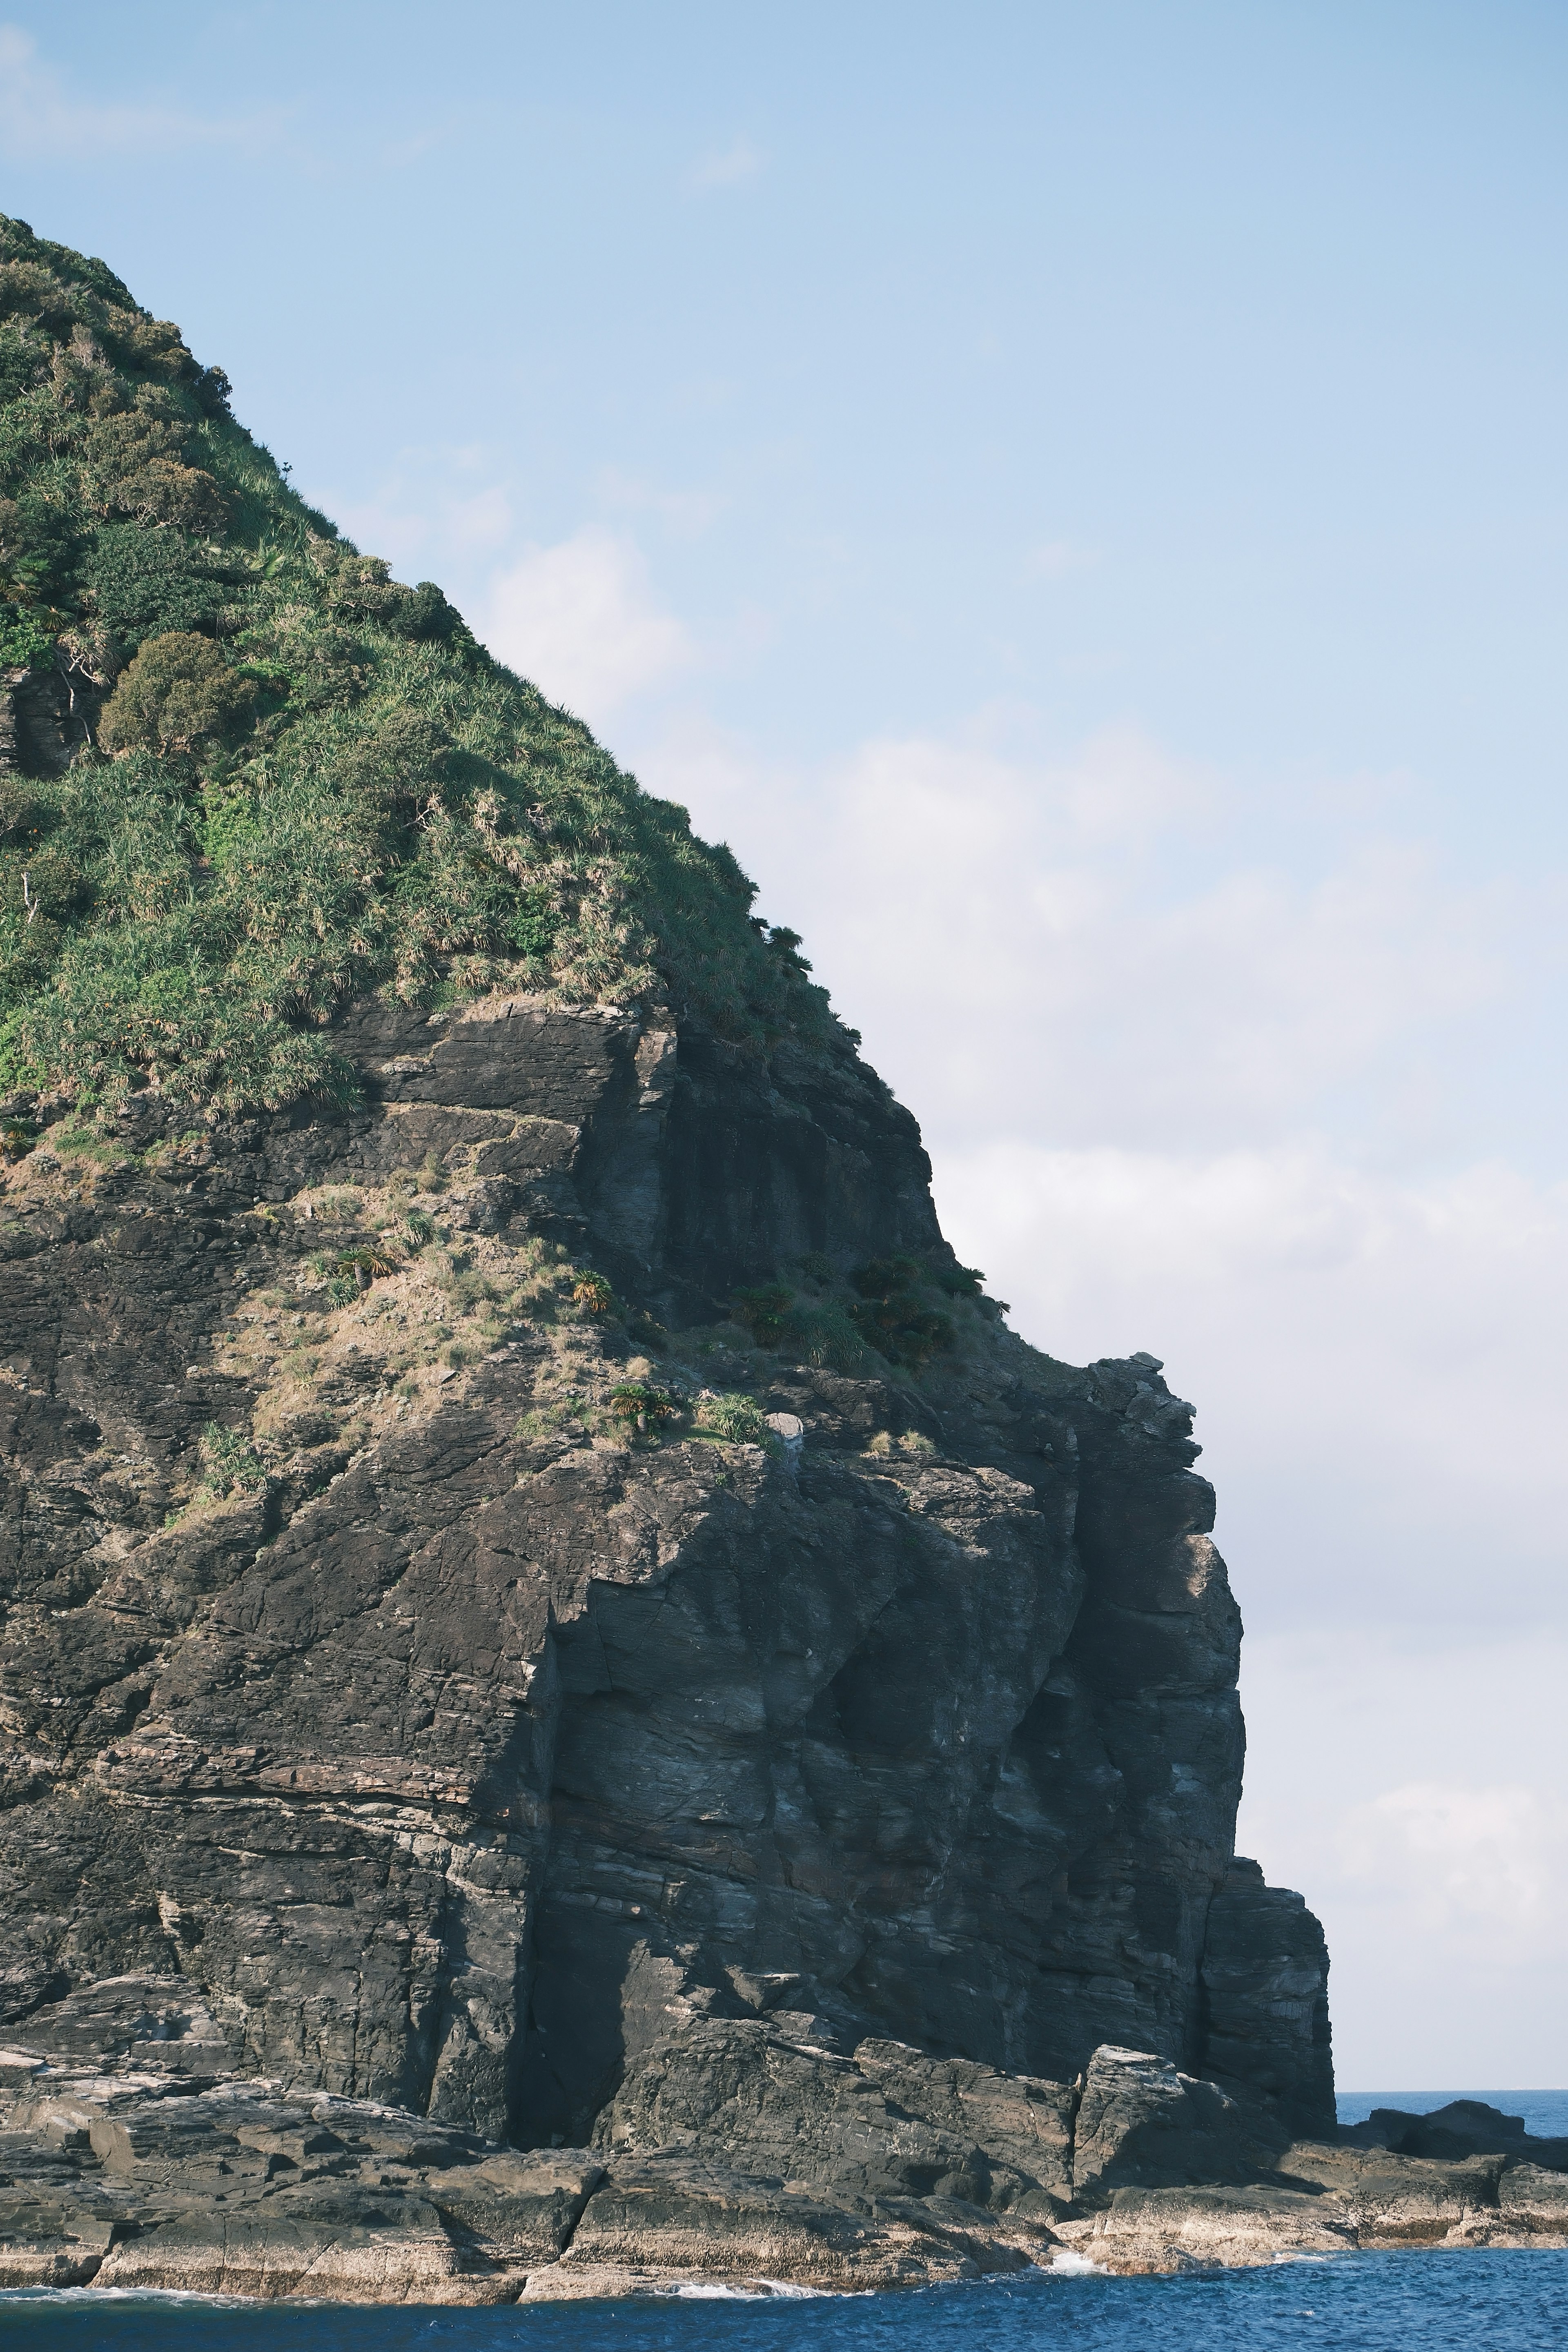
[1343,1782,1568,1949]
[687,138,764,192]
[931,1135,1568,1621]
[1236,1631,1568,2085]
[0,23,276,158]
[481,526,695,721]
[644,717,1502,1155]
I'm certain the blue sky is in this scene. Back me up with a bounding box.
[5,0,1568,2085]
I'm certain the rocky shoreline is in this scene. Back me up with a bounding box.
[2,1979,1564,2300]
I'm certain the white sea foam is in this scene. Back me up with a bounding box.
[663,2278,838,2299]
[0,2287,264,2307]
[1047,2247,1105,2276]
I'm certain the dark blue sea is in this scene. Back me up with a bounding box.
[4,2093,1566,2351]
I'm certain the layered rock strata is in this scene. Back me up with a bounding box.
[2,1999,1564,2298]
[0,994,1343,2290]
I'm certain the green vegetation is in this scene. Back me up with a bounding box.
[0,216,834,1111]
[847,1256,955,1368]
[722,1254,968,1374]
[608,1381,678,1435]
[693,1391,769,1445]
[731,1282,796,1346]
[98,630,255,753]
[572,1272,614,1319]
[194,1419,269,1502]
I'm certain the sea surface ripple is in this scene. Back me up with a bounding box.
[4,2254,1568,2352]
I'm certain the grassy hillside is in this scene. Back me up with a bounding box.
[0,217,831,1111]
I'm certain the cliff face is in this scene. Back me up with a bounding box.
[0,995,1333,2174]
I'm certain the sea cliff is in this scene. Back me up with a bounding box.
[4,214,1556,2301]
[1,987,1350,2295]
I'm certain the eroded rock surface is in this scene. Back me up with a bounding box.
[0,996,1347,2292]
[3,2010,1566,2294]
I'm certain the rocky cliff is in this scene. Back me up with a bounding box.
[0,212,1352,2297]
[0,983,1358,2291]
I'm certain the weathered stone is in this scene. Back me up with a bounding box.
[595,2018,1067,2214]
[0,995,1339,2294]
[1056,2183,1357,2273]
[1071,2045,1283,2198]
[1354,2098,1568,2172]
[1200,1858,1335,2131]
[552,2154,1031,2290]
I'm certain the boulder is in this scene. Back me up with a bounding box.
[1070,2045,1283,2198]
[595,2018,1070,2214]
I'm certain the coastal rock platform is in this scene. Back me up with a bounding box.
[2,2007,1563,2299]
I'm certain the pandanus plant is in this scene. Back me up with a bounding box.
[608,1382,678,1438]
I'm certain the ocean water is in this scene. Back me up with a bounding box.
[3,2092,1565,2349]
[4,2258,1568,2352]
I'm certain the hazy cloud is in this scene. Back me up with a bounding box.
[1345,1781,1568,1946]
[646,718,1501,1154]
[481,526,695,719]
[687,138,765,191]
[326,445,516,578]
[1239,1630,1568,2082]
[1025,538,1098,580]
[594,466,726,538]
[0,22,278,158]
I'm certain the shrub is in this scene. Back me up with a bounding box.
[608,1381,678,1434]
[337,1243,401,1291]
[849,1256,954,1370]
[694,1391,766,1444]
[934,1263,984,1298]
[389,580,465,643]
[782,1301,873,1374]
[731,1282,795,1347]
[0,569,65,667]
[85,525,222,647]
[572,1271,614,1319]
[98,630,255,754]
[196,1419,268,1500]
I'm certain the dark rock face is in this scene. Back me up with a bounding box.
[0,653,102,780]
[0,991,1337,2292]
[596,2018,1074,2212]
[1200,1858,1335,2129]
[1353,2100,1568,2172]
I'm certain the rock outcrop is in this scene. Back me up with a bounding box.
[4,2004,1566,2296]
[0,992,1349,2291]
